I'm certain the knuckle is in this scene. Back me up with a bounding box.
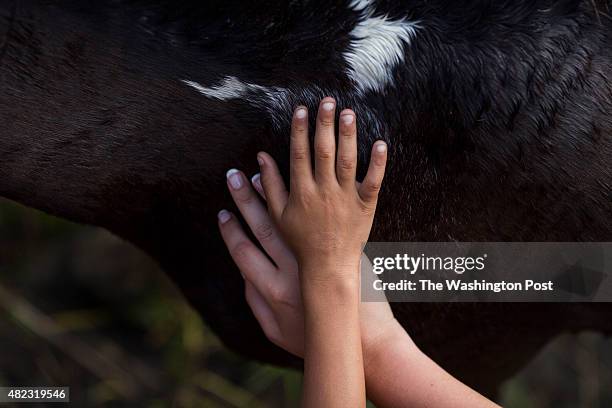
[338,155,355,171]
[268,284,288,305]
[315,145,333,159]
[341,127,355,137]
[293,124,307,133]
[320,117,334,127]
[318,189,334,204]
[341,133,355,143]
[365,181,381,193]
[293,190,312,207]
[232,241,252,262]
[235,190,255,205]
[292,147,308,161]
[254,222,275,241]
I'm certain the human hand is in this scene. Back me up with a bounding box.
[217,99,398,357]
[218,192,495,407]
[256,98,388,281]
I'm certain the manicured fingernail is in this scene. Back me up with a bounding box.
[218,210,231,224]
[251,173,262,189]
[257,154,264,166]
[226,169,243,189]
[376,143,387,153]
[341,114,354,125]
[322,102,335,111]
[295,108,307,119]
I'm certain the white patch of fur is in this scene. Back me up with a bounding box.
[344,13,419,93]
[181,1,417,139]
[182,76,292,130]
[182,76,259,100]
[348,0,371,12]
[182,77,386,143]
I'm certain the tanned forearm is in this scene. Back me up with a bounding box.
[301,268,365,408]
[363,321,499,408]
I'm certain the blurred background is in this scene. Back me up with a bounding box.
[0,198,610,408]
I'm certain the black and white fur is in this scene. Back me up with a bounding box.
[0,0,610,396]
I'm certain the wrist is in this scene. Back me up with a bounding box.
[297,248,363,271]
[300,266,361,305]
[299,261,360,283]
[298,256,361,280]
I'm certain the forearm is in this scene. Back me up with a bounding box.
[363,322,499,408]
[301,270,366,408]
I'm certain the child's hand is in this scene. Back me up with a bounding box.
[217,97,394,357]
[256,98,387,281]
[217,177,398,358]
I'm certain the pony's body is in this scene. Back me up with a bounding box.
[0,0,611,394]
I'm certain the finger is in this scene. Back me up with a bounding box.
[257,152,288,220]
[358,141,388,205]
[244,280,282,346]
[218,209,278,292]
[314,97,337,185]
[225,169,291,263]
[336,109,358,187]
[251,173,266,200]
[290,106,313,190]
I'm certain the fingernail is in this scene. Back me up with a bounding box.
[295,107,307,119]
[376,143,387,153]
[341,114,354,125]
[251,173,262,189]
[257,154,264,166]
[226,169,243,189]
[218,209,231,224]
[322,102,335,111]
